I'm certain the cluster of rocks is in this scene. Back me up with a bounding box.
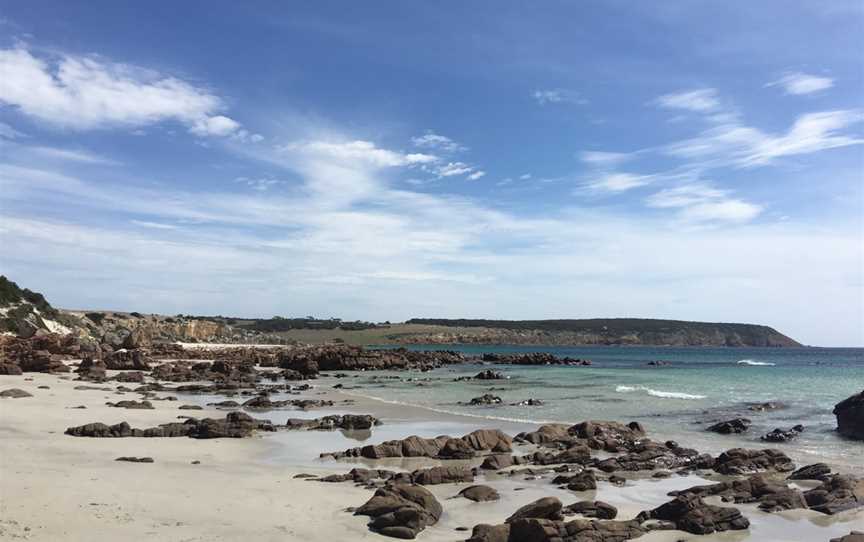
[285,414,380,431]
[480,353,592,366]
[322,428,512,460]
[65,411,274,439]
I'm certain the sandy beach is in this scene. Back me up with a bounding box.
[1,365,861,542]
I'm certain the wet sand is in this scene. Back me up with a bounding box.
[0,370,861,541]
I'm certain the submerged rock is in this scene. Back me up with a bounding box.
[761,425,804,443]
[706,418,751,434]
[458,485,500,502]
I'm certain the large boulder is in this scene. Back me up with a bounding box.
[637,493,750,534]
[354,484,442,539]
[834,390,864,440]
[562,500,617,519]
[804,474,864,515]
[506,497,563,523]
[459,485,500,502]
[707,418,751,434]
[713,448,795,475]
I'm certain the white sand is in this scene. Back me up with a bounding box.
[1,370,862,542]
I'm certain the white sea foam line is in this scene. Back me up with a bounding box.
[615,385,706,400]
[341,389,561,426]
[736,359,776,366]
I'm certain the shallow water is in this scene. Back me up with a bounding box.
[340,345,864,474]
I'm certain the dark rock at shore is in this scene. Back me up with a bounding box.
[286,414,380,431]
[106,400,153,409]
[713,448,795,475]
[788,463,832,481]
[179,404,203,410]
[409,465,474,485]
[65,411,273,439]
[506,497,564,523]
[707,418,751,434]
[834,390,864,440]
[747,401,786,412]
[511,398,544,406]
[354,483,442,539]
[761,425,804,443]
[474,369,505,380]
[637,492,750,535]
[116,456,154,463]
[803,474,864,515]
[832,532,864,542]
[112,370,146,383]
[208,400,240,408]
[467,517,644,542]
[562,500,617,519]
[466,394,503,406]
[323,429,511,461]
[0,388,33,398]
[554,470,597,491]
[104,349,151,371]
[459,485,500,502]
[670,474,807,513]
[481,352,591,366]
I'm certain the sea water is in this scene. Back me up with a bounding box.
[342,345,864,473]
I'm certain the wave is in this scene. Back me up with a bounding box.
[736,359,776,366]
[615,385,706,400]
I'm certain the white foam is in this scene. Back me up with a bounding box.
[736,359,776,366]
[615,385,706,400]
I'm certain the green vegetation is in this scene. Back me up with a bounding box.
[0,275,58,318]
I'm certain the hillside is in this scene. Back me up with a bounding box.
[403,318,801,347]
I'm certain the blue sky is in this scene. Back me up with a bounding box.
[0,1,862,345]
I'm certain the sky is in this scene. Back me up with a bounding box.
[0,1,862,346]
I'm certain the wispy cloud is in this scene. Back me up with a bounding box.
[466,170,486,181]
[0,46,256,139]
[767,72,834,95]
[646,183,762,224]
[235,176,285,191]
[531,88,587,105]
[411,132,467,152]
[585,172,652,193]
[579,151,635,167]
[655,89,720,112]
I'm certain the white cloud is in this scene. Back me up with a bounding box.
[579,151,634,167]
[0,46,243,137]
[411,132,466,152]
[131,220,178,230]
[646,183,762,224]
[235,176,285,191]
[281,139,437,168]
[466,170,486,181]
[768,72,834,95]
[519,173,532,180]
[532,89,587,105]
[434,161,474,177]
[586,172,652,192]
[667,110,864,167]
[0,121,25,139]
[655,89,720,112]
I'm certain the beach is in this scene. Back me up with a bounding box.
[1,357,862,542]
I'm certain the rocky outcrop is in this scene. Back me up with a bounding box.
[707,418,751,434]
[104,349,151,370]
[354,483,442,539]
[323,429,511,460]
[562,500,617,519]
[761,425,804,443]
[467,518,645,542]
[637,493,750,534]
[670,474,807,513]
[834,390,864,440]
[506,497,564,523]
[788,463,832,481]
[65,412,273,439]
[713,448,795,475]
[466,394,502,406]
[803,474,864,515]
[285,414,380,431]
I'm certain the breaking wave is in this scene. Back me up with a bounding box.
[736,359,776,366]
[615,385,706,400]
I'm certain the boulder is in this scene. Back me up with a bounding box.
[713,448,795,475]
[637,493,750,535]
[467,394,503,406]
[474,370,505,380]
[354,484,442,539]
[707,418,751,434]
[104,349,150,371]
[788,463,832,481]
[506,497,563,523]
[831,532,864,542]
[106,400,154,409]
[410,465,473,485]
[562,500,617,519]
[459,485,500,502]
[803,474,864,515]
[834,390,864,440]
[761,425,804,443]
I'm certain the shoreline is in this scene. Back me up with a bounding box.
[1,363,862,541]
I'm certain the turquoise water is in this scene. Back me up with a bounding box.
[343,345,864,473]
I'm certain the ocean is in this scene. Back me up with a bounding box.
[342,345,864,473]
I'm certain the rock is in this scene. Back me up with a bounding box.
[0,362,23,375]
[106,400,154,409]
[747,401,786,412]
[707,418,751,434]
[474,369,505,380]
[832,532,864,542]
[637,493,750,534]
[354,484,442,539]
[179,404,203,410]
[64,412,273,439]
[0,388,33,398]
[286,414,380,431]
[466,518,643,542]
[467,394,503,406]
[554,470,597,491]
[112,371,146,383]
[713,448,795,475]
[788,463,832,481]
[410,466,473,485]
[562,500,617,519]
[834,390,864,440]
[761,425,804,443]
[803,474,864,515]
[208,400,240,408]
[511,399,544,406]
[459,485,500,502]
[104,349,150,371]
[325,429,511,460]
[115,456,154,463]
[506,497,563,523]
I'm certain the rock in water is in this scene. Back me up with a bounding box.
[834,390,864,440]
[637,493,750,534]
[458,485,500,502]
[707,418,751,434]
[505,497,563,523]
